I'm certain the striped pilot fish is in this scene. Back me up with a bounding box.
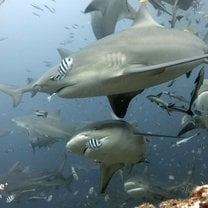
[85,138,102,151]
[50,57,73,80]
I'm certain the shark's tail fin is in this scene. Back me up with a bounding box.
[0,84,23,107]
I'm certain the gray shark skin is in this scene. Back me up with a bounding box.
[124,175,192,202]
[179,79,208,136]
[12,110,77,151]
[0,3,208,118]
[66,120,147,193]
[0,156,73,203]
[84,0,137,39]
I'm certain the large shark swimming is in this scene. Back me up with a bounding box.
[0,2,208,118]
[66,120,147,193]
[12,110,78,151]
[66,119,184,193]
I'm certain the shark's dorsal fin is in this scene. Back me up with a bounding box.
[57,48,73,59]
[100,162,124,193]
[84,0,108,15]
[48,110,61,120]
[132,3,162,28]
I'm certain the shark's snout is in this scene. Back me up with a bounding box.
[66,134,88,154]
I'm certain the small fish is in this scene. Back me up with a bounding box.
[28,194,53,202]
[44,5,55,13]
[188,67,205,113]
[6,194,15,203]
[171,132,199,147]
[0,37,8,42]
[50,57,73,80]
[161,91,188,103]
[32,12,40,17]
[31,4,44,12]
[147,93,174,115]
[167,79,176,87]
[71,166,78,181]
[85,139,102,150]
[35,110,48,117]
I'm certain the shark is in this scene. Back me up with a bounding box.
[124,175,193,202]
[84,0,137,40]
[179,79,208,136]
[66,119,147,193]
[0,2,208,118]
[0,155,73,203]
[12,110,78,151]
[66,119,183,193]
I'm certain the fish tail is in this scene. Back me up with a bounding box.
[0,84,23,107]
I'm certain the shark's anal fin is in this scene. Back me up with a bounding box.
[107,91,143,118]
[100,162,124,193]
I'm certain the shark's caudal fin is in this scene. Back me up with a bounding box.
[100,162,124,193]
[0,84,23,107]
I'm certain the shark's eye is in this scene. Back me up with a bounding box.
[50,57,73,81]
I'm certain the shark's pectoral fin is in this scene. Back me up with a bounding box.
[107,90,143,118]
[124,55,208,76]
[100,162,124,193]
[178,122,196,136]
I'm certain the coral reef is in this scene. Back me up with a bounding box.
[135,185,208,208]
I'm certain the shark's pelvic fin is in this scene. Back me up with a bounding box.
[100,162,124,193]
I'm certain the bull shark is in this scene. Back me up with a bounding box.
[0,155,73,203]
[0,2,208,118]
[179,79,208,136]
[66,120,147,193]
[84,0,137,39]
[12,110,78,151]
[124,175,193,201]
[66,119,183,193]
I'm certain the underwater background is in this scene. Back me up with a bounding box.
[0,0,208,207]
